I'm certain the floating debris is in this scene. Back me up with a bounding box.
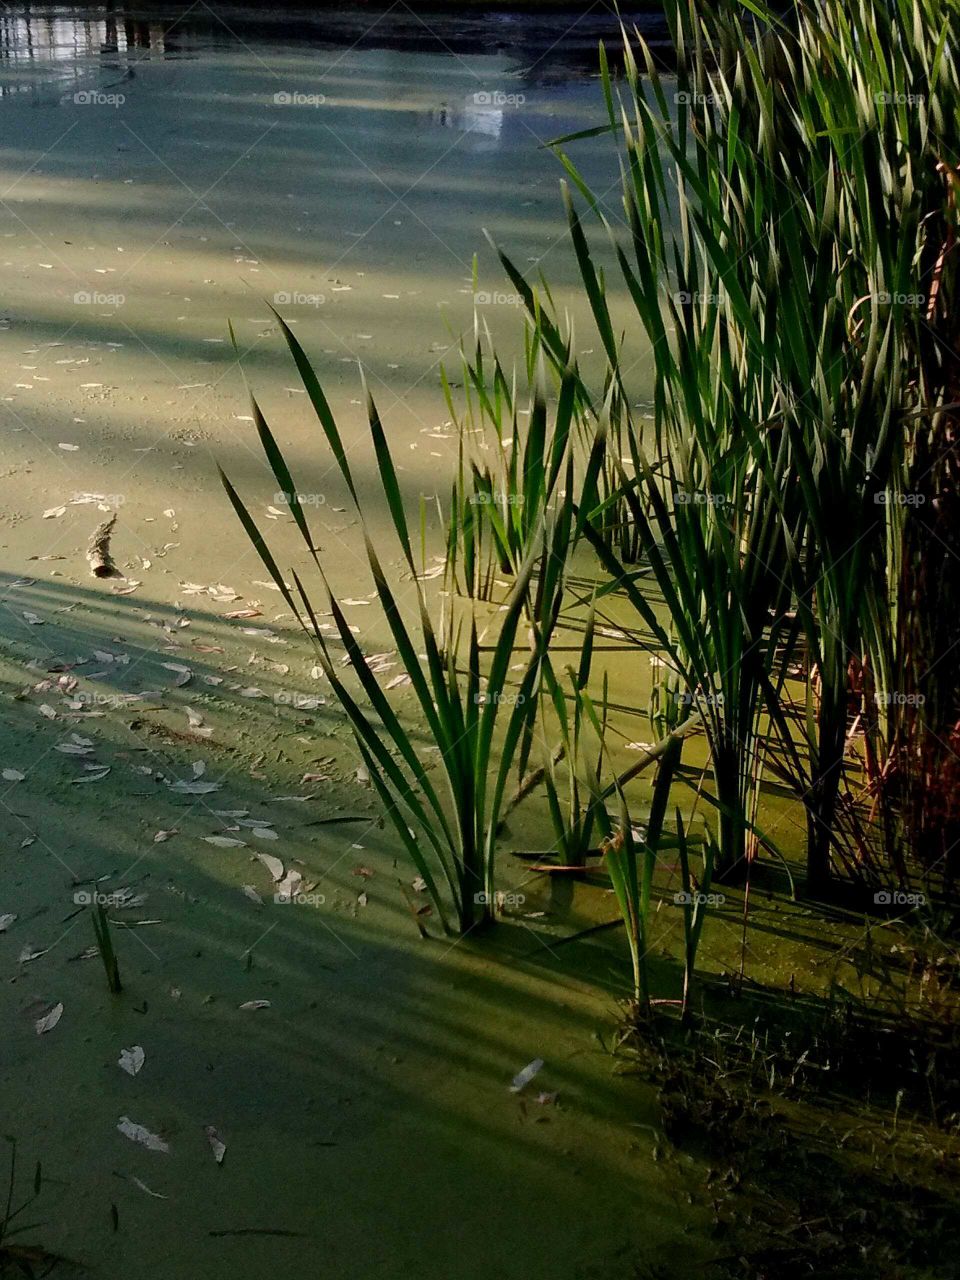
[86,514,120,579]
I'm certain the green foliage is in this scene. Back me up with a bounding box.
[222,316,575,933]
[223,0,959,1003]
[484,0,960,895]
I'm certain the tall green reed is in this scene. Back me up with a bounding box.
[222,314,574,933]
[486,0,959,897]
[444,308,580,598]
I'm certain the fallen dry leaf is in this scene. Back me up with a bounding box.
[509,1058,544,1093]
[35,1002,64,1035]
[274,869,303,901]
[170,779,220,795]
[118,1117,169,1153]
[204,1125,227,1165]
[255,852,284,882]
[72,768,110,784]
[129,1175,168,1199]
[118,1045,145,1076]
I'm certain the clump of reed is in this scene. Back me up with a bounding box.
[222,315,577,934]
[224,0,960,1003]
[487,0,959,900]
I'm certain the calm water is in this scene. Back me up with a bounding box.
[0,2,651,505]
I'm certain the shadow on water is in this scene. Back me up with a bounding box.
[0,569,723,1280]
[1,568,954,1280]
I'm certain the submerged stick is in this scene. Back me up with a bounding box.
[508,857,606,873]
[603,712,703,798]
[86,514,120,578]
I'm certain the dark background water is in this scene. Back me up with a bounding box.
[0,2,673,81]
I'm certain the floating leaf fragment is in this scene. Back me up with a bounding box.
[509,1058,544,1093]
[274,870,302,901]
[128,1175,168,1199]
[36,1003,64,1035]
[118,1117,169,1153]
[161,663,192,687]
[205,1126,227,1164]
[170,779,221,795]
[118,1045,145,1076]
[255,852,284,882]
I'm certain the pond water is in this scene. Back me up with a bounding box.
[0,9,732,1280]
[0,3,655,540]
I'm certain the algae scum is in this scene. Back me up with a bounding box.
[0,8,692,1277]
[1,5,959,1280]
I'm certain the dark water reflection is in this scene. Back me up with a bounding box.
[0,3,671,86]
